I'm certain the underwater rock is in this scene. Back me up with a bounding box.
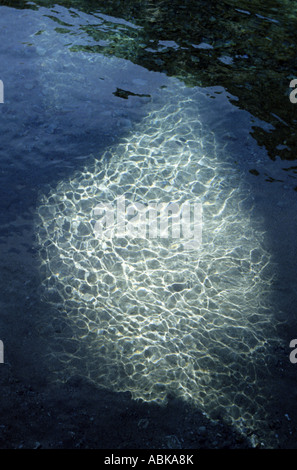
[35,79,279,444]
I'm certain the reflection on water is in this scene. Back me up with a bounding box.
[3,0,297,167]
[36,79,280,446]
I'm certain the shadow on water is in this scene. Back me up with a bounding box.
[0,0,297,449]
[0,365,251,448]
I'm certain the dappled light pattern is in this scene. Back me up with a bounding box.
[36,81,279,445]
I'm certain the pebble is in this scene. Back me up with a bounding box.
[138,418,149,430]
[198,425,207,435]
[165,435,182,449]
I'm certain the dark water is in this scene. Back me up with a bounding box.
[0,0,297,449]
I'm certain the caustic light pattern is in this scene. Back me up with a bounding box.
[35,82,278,441]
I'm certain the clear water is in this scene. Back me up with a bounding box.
[36,80,279,438]
[1,0,297,449]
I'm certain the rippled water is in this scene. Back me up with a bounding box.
[35,78,281,442]
[1,0,297,449]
